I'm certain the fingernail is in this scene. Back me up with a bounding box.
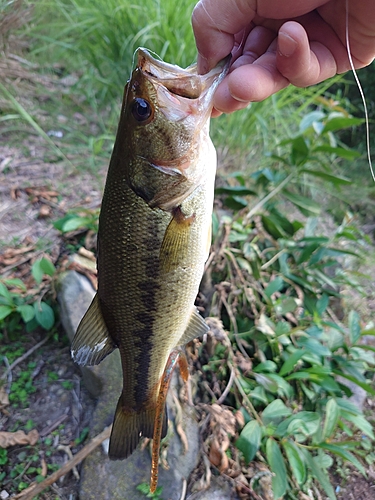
[278,31,297,57]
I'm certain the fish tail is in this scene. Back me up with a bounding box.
[108,393,168,460]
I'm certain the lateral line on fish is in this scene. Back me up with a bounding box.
[345,0,374,182]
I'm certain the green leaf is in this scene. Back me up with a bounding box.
[279,349,305,376]
[62,216,92,232]
[4,278,27,291]
[262,399,292,424]
[34,302,55,330]
[339,411,375,440]
[283,440,306,485]
[322,398,340,440]
[275,297,297,316]
[282,190,321,215]
[17,304,35,323]
[299,111,326,132]
[215,186,256,196]
[38,257,56,277]
[266,438,288,499]
[300,448,336,500]
[316,294,329,316]
[0,305,14,321]
[333,370,375,396]
[348,310,361,345]
[321,116,364,133]
[264,277,284,298]
[223,196,248,211]
[290,135,309,166]
[0,283,12,304]
[286,412,321,440]
[235,420,261,463]
[297,337,331,357]
[254,373,279,393]
[318,443,366,475]
[311,146,360,161]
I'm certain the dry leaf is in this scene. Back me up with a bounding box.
[0,429,39,448]
[0,386,9,406]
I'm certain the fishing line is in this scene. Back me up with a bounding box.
[345,0,374,182]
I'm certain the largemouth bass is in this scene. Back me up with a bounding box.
[71,48,228,470]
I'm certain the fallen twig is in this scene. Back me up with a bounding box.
[1,335,51,380]
[12,425,112,500]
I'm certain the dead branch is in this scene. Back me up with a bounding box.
[12,425,112,500]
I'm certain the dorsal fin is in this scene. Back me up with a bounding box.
[71,293,116,366]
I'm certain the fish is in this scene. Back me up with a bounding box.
[71,47,229,479]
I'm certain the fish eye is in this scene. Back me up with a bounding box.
[131,98,153,122]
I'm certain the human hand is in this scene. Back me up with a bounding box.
[192,0,375,115]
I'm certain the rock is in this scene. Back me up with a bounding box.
[189,476,238,500]
[58,270,202,500]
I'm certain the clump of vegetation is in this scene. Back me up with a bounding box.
[1,0,375,498]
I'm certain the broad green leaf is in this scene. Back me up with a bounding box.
[318,443,366,475]
[3,278,27,291]
[266,438,288,499]
[297,337,331,357]
[264,277,284,298]
[299,111,326,132]
[316,294,329,316]
[62,216,92,232]
[348,310,361,345]
[275,297,297,316]
[279,349,305,376]
[31,260,44,285]
[38,257,56,277]
[17,304,35,323]
[290,135,309,166]
[235,420,261,463]
[253,361,277,373]
[223,195,248,211]
[339,411,375,439]
[282,191,321,215]
[0,305,14,321]
[254,373,278,393]
[333,370,375,396]
[311,146,360,161]
[321,116,363,133]
[0,283,12,304]
[261,214,285,239]
[296,242,321,265]
[322,398,340,440]
[286,412,320,440]
[34,302,55,330]
[262,399,292,424]
[283,440,306,485]
[300,448,336,500]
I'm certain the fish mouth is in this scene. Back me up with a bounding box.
[135,47,230,120]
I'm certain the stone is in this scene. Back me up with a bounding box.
[58,270,202,500]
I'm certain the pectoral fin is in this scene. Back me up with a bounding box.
[71,293,116,366]
[160,206,195,273]
[177,308,209,347]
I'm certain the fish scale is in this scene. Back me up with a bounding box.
[71,47,229,468]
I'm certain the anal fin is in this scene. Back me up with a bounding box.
[71,293,116,366]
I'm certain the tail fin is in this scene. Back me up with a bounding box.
[108,394,168,460]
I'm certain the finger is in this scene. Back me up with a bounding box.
[213,53,290,113]
[192,0,256,73]
[231,25,277,69]
[276,20,338,86]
